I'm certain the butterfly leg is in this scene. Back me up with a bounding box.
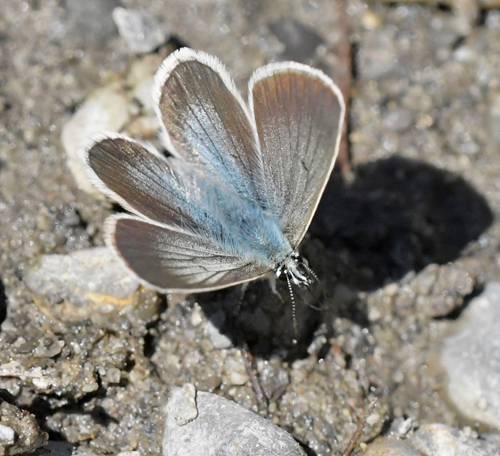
[267,274,284,303]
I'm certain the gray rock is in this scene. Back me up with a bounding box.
[113,7,169,54]
[410,424,500,456]
[24,247,159,324]
[163,387,306,456]
[365,424,500,456]
[440,282,500,431]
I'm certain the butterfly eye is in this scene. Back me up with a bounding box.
[275,263,288,281]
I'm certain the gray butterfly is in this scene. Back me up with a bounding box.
[79,48,345,293]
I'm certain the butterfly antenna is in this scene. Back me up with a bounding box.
[286,273,299,340]
[303,262,320,284]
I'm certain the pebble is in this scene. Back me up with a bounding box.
[411,424,500,456]
[205,310,234,349]
[365,424,500,455]
[412,263,475,317]
[364,438,421,456]
[0,399,48,455]
[439,282,500,431]
[163,386,306,456]
[61,85,130,198]
[0,424,15,446]
[24,247,158,323]
[112,7,169,54]
[382,108,413,132]
[169,384,198,426]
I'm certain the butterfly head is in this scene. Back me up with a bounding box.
[275,252,314,288]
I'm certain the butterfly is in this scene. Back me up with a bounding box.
[79,48,345,294]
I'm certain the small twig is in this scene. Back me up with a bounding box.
[342,399,378,456]
[242,344,269,416]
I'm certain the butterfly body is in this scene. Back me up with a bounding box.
[79,48,344,293]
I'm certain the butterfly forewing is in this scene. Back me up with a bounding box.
[154,48,268,208]
[249,64,345,247]
[83,135,203,233]
[108,214,270,292]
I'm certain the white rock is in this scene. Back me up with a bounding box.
[62,85,130,198]
[0,424,15,445]
[113,7,169,54]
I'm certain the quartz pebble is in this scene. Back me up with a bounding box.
[61,86,130,198]
[113,7,169,54]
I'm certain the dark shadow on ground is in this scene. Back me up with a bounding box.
[198,155,493,357]
[310,155,493,291]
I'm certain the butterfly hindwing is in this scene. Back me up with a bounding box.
[107,214,270,292]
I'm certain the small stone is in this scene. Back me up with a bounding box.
[364,438,421,456]
[397,417,414,437]
[33,334,64,358]
[0,399,48,454]
[0,424,15,446]
[382,108,413,132]
[410,424,500,456]
[112,7,169,54]
[190,305,204,327]
[206,311,233,349]
[224,357,249,386]
[102,366,121,384]
[61,85,130,198]
[228,371,249,386]
[413,263,475,317]
[361,10,382,30]
[169,384,198,426]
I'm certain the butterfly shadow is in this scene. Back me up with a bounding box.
[197,155,493,360]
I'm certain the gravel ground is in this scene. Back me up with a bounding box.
[1,0,500,455]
